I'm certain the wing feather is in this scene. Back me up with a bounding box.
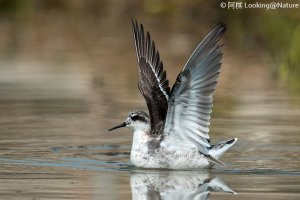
[132,19,170,134]
[164,23,226,154]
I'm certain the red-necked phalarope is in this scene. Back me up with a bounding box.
[108,19,237,169]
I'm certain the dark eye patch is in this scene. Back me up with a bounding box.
[131,115,147,122]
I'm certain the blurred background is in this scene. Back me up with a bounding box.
[0,0,299,199]
[0,0,299,94]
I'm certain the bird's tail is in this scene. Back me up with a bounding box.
[209,138,238,160]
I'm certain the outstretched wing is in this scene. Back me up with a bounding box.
[132,19,170,133]
[164,23,226,154]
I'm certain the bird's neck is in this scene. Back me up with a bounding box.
[132,129,150,147]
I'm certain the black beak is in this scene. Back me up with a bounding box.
[108,122,127,131]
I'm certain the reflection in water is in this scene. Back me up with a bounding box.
[130,170,235,200]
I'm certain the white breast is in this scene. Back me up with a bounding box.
[130,130,150,167]
[130,130,167,168]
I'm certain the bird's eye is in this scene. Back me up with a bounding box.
[130,114,147,122]
[131,115,139,121]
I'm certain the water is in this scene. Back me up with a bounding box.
[0,12,300,200]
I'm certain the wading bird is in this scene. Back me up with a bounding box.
[108,19,237,169]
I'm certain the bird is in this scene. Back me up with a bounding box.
[108,19,237,169]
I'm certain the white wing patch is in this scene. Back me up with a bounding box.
[145,62,169,101]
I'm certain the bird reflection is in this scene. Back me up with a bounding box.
[130,170,236,200]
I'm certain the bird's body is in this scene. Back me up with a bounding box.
[108,19,237,169]
[126,110,236,169]
[130,129,210,169]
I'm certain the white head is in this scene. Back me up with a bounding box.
[108,110,150,133]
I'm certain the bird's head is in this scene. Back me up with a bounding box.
[108,110,150,133]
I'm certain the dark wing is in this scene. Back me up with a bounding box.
[164,23,226,154]
[132,19,170,133]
